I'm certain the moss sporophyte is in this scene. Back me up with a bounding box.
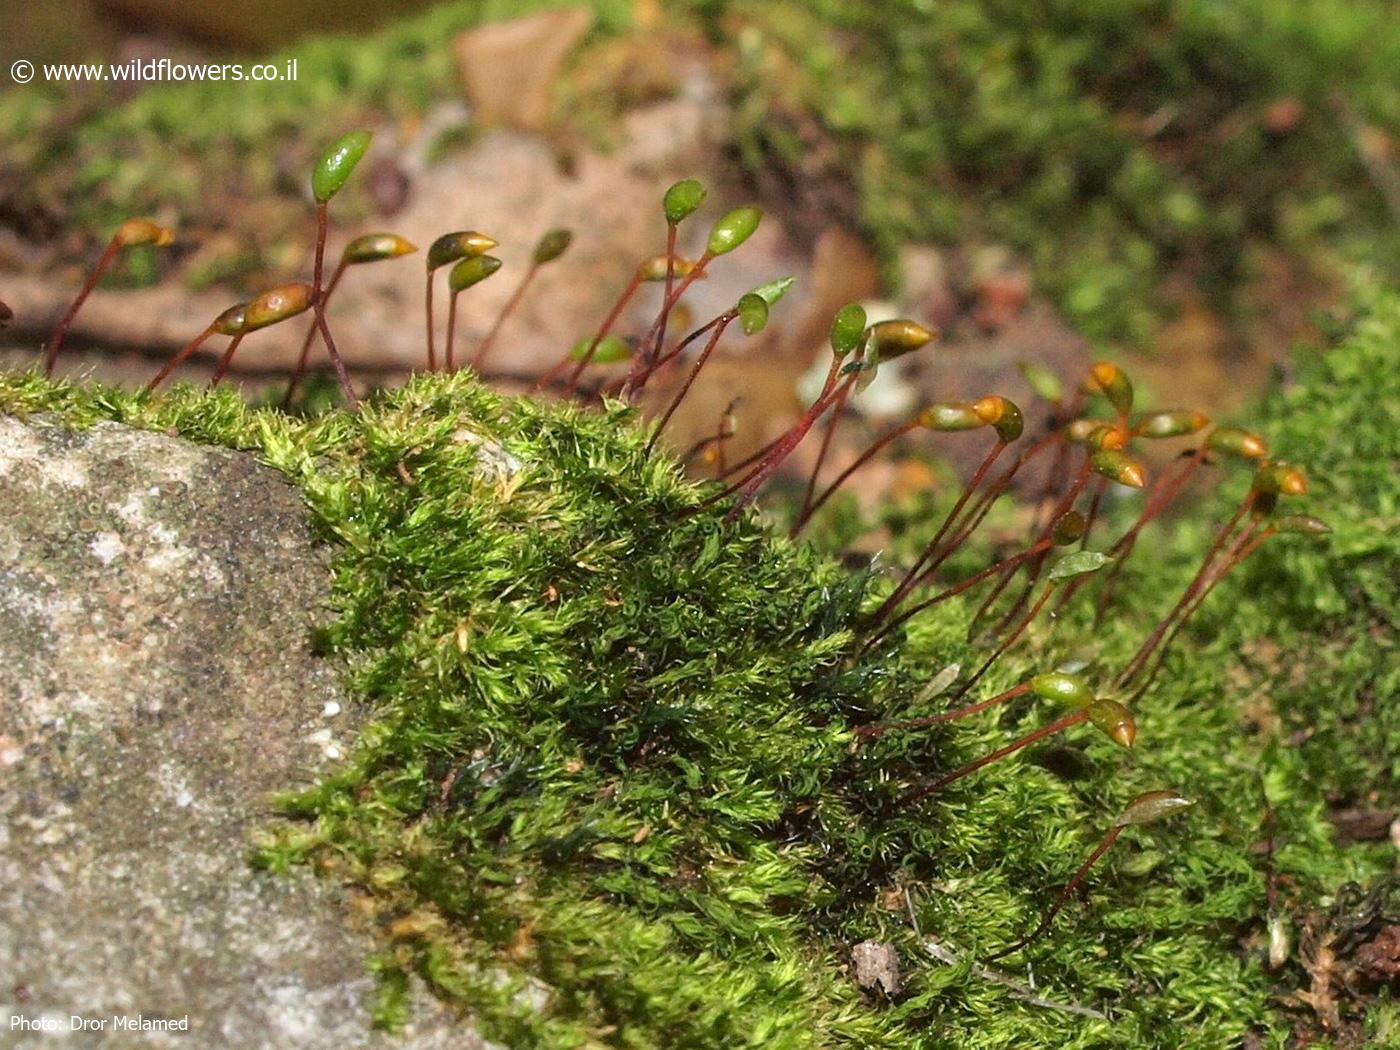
[12,131,1351,1044]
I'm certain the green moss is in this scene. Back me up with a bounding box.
[721,0,1400,344]
[2,285,1397,1044]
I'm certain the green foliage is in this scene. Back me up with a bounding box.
[12,0,1399,338]
[722,0,1400,343]
[3,282,1399,1044]
[0,0,633,246]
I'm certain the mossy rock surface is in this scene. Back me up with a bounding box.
[0,284,1397,1047]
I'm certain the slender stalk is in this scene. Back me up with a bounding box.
[1079,477,1108,549]
[715,432,781,480]
[1117,491,1255,687]
[313,203,328,303]
[862,536,1055,653]
[680,399,739,470]
[1132,518,1273,697]
[984,825,1124,962]
[694,357,845,509]
[854,682,1033,738]
[959,581,1060,697]
[627,312,727,392]
[981,458,1091,636]
[207,333,248,387]
[1094,446,1208,619]
[942,435,1060,556]
[866,437,1018,630]
[283,262,346,408]
[797,386,854,525]
[795,416,916,535]
[542,270,645,396]
[621,250,714,400]
[472,262,538,371]
[425,272,437,372]
[146,325,217,392]
[307,203,358,408]
[901,708,1088,805]
[313,305,358,410]
[902,442,1017,597]
[1048,476,1107,614]
[714,408,733,475]
[722,371,855,523]
[43,240,120,376]
[1027,391,1083,535]
[645,311,738,456]
[445,293,460,371]
[654,224,679,367]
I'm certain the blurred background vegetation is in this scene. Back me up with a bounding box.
[5,0,1400,349]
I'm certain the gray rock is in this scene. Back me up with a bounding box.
[0,416,488,1048]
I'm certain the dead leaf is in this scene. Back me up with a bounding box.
[454,9,595,132]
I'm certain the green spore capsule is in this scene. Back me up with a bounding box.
[750,276,795,306]
[1275,514,1331,536]
[707,206,762,256]
[737,293,769,335]
[1254,460,1308,496]
[428,231,498,272]
[869,319,937,361]
[1090,448,1146,488]
[829,304,867,357]
[312,130,373,203]
[1089,360,1134,415]
[211,302,248,336]
[918,402,983,432]
[242,283,312,331]
[1063,418,1112,444]
[533,228,573,266]
[1115,790,1193,827]
[663,178,707,224]
[1206,426,1269,460]
[973,396,1024,442]
[1048,550,1111,581]
[1086,423,1127,451]
[114,218,174,248]
[1086,698,1136,748]
[1030,671,1093,708]
[343,233,417,265]
[569,335,632,363]
[1134,409,1210,439]
[448,255,503,292]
